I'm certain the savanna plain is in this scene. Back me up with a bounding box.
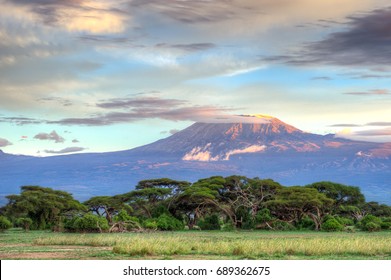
[1,229,391,260]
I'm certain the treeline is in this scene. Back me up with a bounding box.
[1,176,391,233]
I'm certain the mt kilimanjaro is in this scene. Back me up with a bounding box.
[1,115,390,204]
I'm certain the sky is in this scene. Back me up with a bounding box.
[1,0,391,156]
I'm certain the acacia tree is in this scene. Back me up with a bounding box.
[266,187,334,230]
[5,186,85,230]
[122,178,190,218]
[83,196,132,224]
[172,177,222,229]
[306,182,365,208]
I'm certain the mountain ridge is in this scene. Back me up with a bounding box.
[0,116,390,204]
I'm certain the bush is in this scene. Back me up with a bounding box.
[359,215,382,232]
[334,216,355,226]
[65,214,109,233]
[156,214,183,231]
[197,214,221,230]
[221,221,235,231]
[0,216,12,232]
[255,209,272,224]
[365,222,381,232]
[380,217,391,230]
[296,216,315,230]
[381,222,391,230]
[321,218,344,232]
[143,219,158,230]
[272,220,296,231]
[16,217,33,231]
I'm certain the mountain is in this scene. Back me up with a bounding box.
[1,115,390,204]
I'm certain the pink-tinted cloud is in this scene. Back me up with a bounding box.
[0,137,12,147]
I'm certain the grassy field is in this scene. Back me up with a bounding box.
[1,228,391,260]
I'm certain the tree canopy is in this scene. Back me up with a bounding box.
[2,177,390,233]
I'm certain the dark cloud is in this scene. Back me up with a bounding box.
[96,96,187,109]
[34,130,65,143]
[72,139,79,143]
[330,122,391,128]
[78,35,134,44]
[0,138,12,147]
[44,146,86,154]
[50,105,233,126]
[329,124,362,127]
[367,122,391,126]
[343,89,390,96]
[2,96,237,127]
[270,8,391,67]
[0,117,42,125]
[155,43,216,52]
[349,73,391,79]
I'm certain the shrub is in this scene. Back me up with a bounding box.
[221,221,235,231]
[16,217,33,231]
[365,222,381,232]
[0,216,12,232]
[255,209,272,224]
[359,215,382,232]
[64,214,109,233]
[380,222,391,230]
[143,219,158,230]
[321,218,343,232]
[380,217,391,230]
[114,209,132,222]
[156,214,183,231]
[296,216,315,230]
[197,214,221,230]
[272,220,296,231]
[334,216,355,226]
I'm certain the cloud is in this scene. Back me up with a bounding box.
[72,139,80,143]
[154,43,216,53]
[34,130,65,143]
[37,96,73,107]
[353,128,391,137]
[8,0,128,34]
[275,7,391,67]
[343,89,390,96]
[0,138,12,147]
[96,96,187,109]
[1,95,271,127]
[44,146,86,154]
[0,117,42,125]
[311,76,332,81]
[223,145,266,160]
[50,95,247,126]
[335,127,391,142]
[329,124,362,127]
[367,122,391,126]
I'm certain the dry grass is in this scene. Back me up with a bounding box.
[31,231,391,259]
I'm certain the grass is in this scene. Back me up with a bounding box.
[1,229,391,259]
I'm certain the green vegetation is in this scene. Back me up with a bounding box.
[1,176,391,259]
[0,216,12,232]
[1,229,391,260]
[1,177,391,234]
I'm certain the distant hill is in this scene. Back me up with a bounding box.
[1,115,390,204]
